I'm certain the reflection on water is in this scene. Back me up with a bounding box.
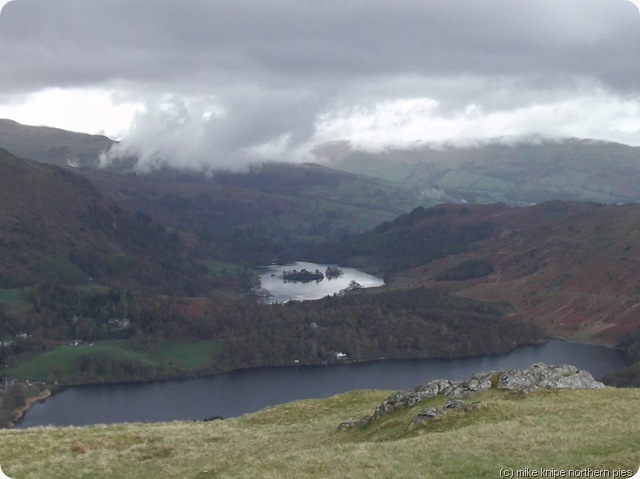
[256,261,384,303]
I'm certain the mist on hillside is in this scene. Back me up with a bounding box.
[1,0,637,173]
[98,88,640,173]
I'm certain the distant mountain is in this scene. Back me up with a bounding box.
[0,119,421,263]
[0,119,114,168]
[320,139,640,205]
[7,118,640,206]
[320,200,640,346]
[6,120,640,387]
[7,116,640,207]
[4,120,640,344]
[75,162,419,264]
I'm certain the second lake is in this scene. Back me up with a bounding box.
[256,261,384,303]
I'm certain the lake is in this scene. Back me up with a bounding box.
[255,261,384,303]
[17,339,627,428]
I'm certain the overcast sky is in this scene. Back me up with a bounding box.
[1,0,639,170]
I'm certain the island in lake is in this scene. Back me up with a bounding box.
[280,266,345,283]
[281,268,325,283]
[324,266,344,279]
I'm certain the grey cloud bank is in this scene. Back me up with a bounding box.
[1,0,640,170]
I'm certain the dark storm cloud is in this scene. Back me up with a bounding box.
[2,0,638,90]
[1,0,639,168]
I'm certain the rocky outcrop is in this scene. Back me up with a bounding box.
[337,363,604,431]
[496,363,603,393]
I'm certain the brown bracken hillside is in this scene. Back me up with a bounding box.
[383,201,640,344]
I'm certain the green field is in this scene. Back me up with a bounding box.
[0,387,639,478]
[155,340,222,370]
[203,261,243,276]
[4,339,223,384]
[0,288,33,314]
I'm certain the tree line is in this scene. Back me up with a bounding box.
[1,284,545,383]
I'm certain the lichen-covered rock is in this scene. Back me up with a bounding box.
[461,371,494,393]
[372,379,452,418]
[337,415,372,430]
[407,407,442,430]
[497,363,604,393]
[337,363,604,431]
[443,399,465,410]
[417,407,441,418]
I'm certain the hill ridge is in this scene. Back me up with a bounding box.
[0,119,114,168]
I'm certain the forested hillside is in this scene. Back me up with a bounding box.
[312,201,640,385]
[3,126,640,416]
[0,148,216,295]
[317,201,640,344]
[0,146,544,400]
[77,162,418,264]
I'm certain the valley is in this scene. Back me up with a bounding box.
[3,1,640,475]
[2,121,640,429]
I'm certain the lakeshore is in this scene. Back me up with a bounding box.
[10,388,51,427]
[1,384,52,428]
[15,339,628,428]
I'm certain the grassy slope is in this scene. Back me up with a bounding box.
[4,340,223,383]
[0,387,639,478]
[326,139,640,205]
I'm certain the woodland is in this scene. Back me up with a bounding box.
[2,130,640,424]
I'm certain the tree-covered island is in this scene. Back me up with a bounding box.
[280,268,325,283]
[324,266,344,279]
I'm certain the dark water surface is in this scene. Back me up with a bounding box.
[17,339,627,428]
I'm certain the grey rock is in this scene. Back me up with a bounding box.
[407,408,441,430]
[417,407,441,418]
[338,363,604,430]
[461,372,494,393]
[440,384,465,398]
[337,415,372,430]
[337,421,356,431]
[497,363,604,393]
[443,399,465,410]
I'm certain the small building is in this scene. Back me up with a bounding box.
[107,318,132,329]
